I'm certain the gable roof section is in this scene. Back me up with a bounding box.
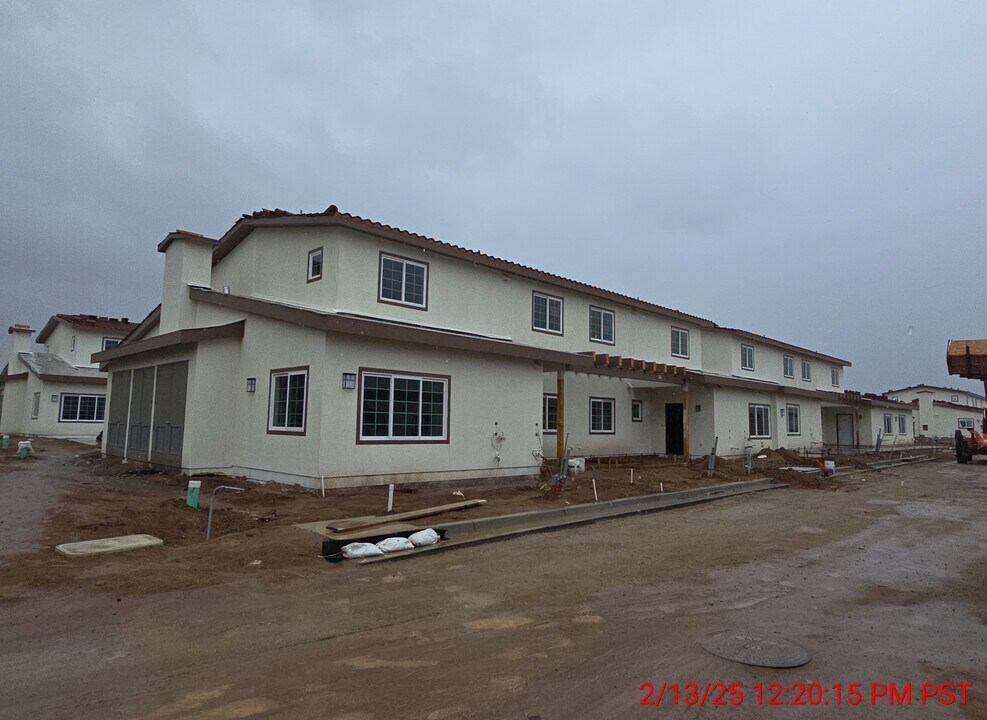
[36,314,138,344]
[886,383,985,400]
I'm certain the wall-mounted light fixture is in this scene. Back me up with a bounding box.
[50,395,58,403]
[246,378,256,393]
[342,372,357,390]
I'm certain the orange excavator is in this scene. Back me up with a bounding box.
[946,339,987,464]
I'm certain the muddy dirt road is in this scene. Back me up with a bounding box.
[1,446,985,719]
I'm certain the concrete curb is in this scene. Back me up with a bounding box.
[358,478,786,565]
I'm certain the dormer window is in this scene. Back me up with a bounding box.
[307,247,324,282]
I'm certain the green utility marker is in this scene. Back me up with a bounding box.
[186,480,201,509]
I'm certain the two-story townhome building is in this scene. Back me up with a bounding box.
[0,314,136,441]
[885,384,986,439]
[92,206,872,488]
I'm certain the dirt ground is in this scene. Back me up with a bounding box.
[1,440,983,719]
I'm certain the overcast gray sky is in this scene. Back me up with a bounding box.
[2,0,985,394]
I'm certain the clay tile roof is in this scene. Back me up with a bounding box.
[36,314,138,344]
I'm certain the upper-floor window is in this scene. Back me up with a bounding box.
[70,335,76,351]
[671,327,689,358]
[102,338,122,350]
[801,360,812,382]
[307,247,324,282]
[589,306,614,344]
[831,367,840,387]
[883,413,893,434]
[379,253,428,309]
[783,355,794,378]
[951,395,959,402]
[532,292,563,335]
[542,394,558,434]
[269,368,308,434]
[740,344,755,371]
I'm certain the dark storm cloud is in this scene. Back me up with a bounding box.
[1,0,985,393]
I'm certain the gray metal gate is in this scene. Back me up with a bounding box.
[150,361,188,467]
[105,370,131,457]
[126,367,155,460]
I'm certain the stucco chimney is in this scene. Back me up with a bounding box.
[157,230,216,334]
[6,324,34,373]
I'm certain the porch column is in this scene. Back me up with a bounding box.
[556,369,566,461]
[682,381,690,458]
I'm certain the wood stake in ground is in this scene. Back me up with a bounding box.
[325,499,487,532]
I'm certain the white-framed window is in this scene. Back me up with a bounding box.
[740,344,755,371]
[532,292,563,335]
[786,403,800,435]
[59,394,106,422]
[831,367,840,387]
[589,397,615,434]
[31,392,40,419]
[959,418,975,429]
[70,335,76,351]
[589,306,614,344]
[749,404,770,438]
[631,399,643,422]
[269,368,308,433]
[102,337,122,350]
[783,355,794,378]
[951,395,959,402]
[801,360,812,382]
[542,394,558,434]
[671,327,689,358]
[883,413,893,435]
[897,415,907,434]
[359,370,448,442]
[890,396,899,401]
[307,247,324,282]
[379,253,428,308]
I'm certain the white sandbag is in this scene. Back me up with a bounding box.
[376,536,414,553]
[341,542,384,559]
[408,528,440,547]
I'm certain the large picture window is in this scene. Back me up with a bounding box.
[589,306,614,344]
[379,253,428,308]
[360,370,449,442]
[749,404,770,438]
[671,327,689,358]
[589,397,615,434]
[269,368,308,434]
[60,394,106,422]
[532,292,563,334]
[542,394,558,434]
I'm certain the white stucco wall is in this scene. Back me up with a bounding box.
[701,332,845,393]
[45,325,117,368]
[0,378,27,436]
[2,373,108,439]
[706,386,824,456]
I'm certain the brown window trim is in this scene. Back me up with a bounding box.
[531,290,564,336]
[377,251,429,311]
[307,246,324,283]
[588,305,615,346]
[355,367,451,445]
[542,392,559,435]
[267,365,309,436]
[589,396,616,435]
[57,392,107,423]
[631,399,643,422]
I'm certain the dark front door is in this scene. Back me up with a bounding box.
[665,403,684,455]
[150,361,188,467]
[105,370,131,457]
[126,367,155,461]
[836,413,854,446]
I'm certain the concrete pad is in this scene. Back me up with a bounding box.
[55,534,163,557]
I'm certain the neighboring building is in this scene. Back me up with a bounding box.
[92,207,891,489]
[0,315,136,441]
[885,385,986,439]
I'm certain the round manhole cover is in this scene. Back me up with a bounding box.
[700,632,810,668]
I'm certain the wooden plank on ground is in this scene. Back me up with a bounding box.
[325,499,487,532]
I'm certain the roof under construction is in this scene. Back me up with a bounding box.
[947,339,987,382]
